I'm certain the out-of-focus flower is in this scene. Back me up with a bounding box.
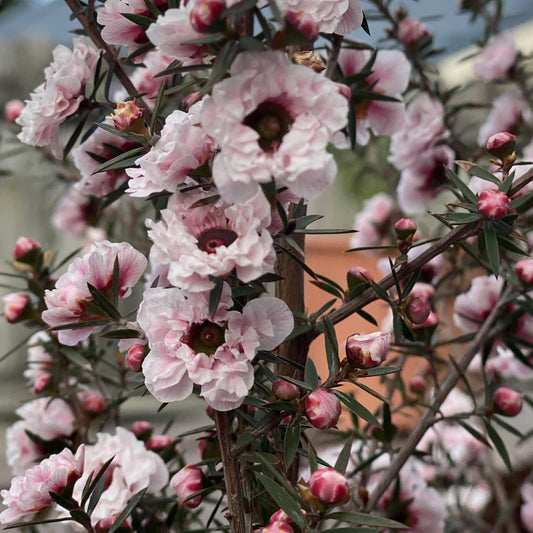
[409,374,427,394]
[477,189,510,220]
[338,48,410,146]
[304,389,341,430]
[350,193,395,249]
[16,37,99,159]
[4,99,24,123]
[189,0,225,32]
[126,344,146,372]
[13,236,41,262]
[405,297,432,325]
[516,258,533,285]
[146,435,173,452]
[485,131,516,160]
[493,386,523,416]
[77,389,107,415]
[170,465,203,508]
[521,482,533,533]
[397,17,431,44]
[272,379,300,400]
[345,332,391,368]
[262,522,294,533]
[130,420,154,438]
[474,32,517,81]
[3,293,31,323]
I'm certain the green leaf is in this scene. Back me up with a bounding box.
[333,390,380,427]
[92,144,145,174]
[87,283,122,320]
[363,366,400,377]
[310,280,344,299]
[70,510,93,531]
[49,319,109,331]
[454,419,491,448]
[120,12,154,28]
[60,347,92,367]
[309,299,337,322]
[484,419,512,471]
[334,437,353,474]
[323,316,340,377]
[81,457,115,507]
[484,224,500,277]
[304,358,319,389]
[327,511,408,529]
[208,277,224,318]
[307,441,318,473]
[101,328,143,339]
[109,488,148,533]
[284,422,300,469]
[445,212,481,224]
[445,167,478,204]
[468,165,501,185]
[256,474,306,529]
[87,471,108,515]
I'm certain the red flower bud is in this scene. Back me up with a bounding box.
[170,465,204,508]
[146,434,173,452]
[405,296,431,325]
[309,467,350,505]
[516,258,533,285]
[126,344,146,372]
[77,389,107,414]
[130,420,153,438]
[272,379,300,400]
[394,218,417,240]
[485,132,516,161]
[262,522,294,533]
[189,0,225,32]
[285,9,320,42]
[304,389,341,430]
[412,310,439,330]
[270,509,292,524]
[4,99,24,123]
[345,332,391,369]
[477,189,510,220]
[3,292,31,323]
[494,386,523,417]
[13,236,41,261]
[34,373,52,395]
[397,17,431,44]
[409,374,426,394]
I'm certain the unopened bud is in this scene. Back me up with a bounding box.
[78,389,107,414]
[34,373,52,394]
[336,82,352,100]
[13,236,41,262]
[345,332,391,369]
[262,522,294,533]
[130,420,153,438]
[106,99,147,135]
[5,99,24,123]
[405,296,431,325]
[304,389,341,430]
[309,467,350,505]
[397,17,431,44]
[126,344,146,372]
[182,91,203,109]
[412,310,439,330]
[516,258,533,285]
[347,266,374,299]
[485,132,516,161]
[146,434,173,452]
[409,282,435,302]
[494,386,523,417]
[189,0,225,32]
[285,9,320,42]
[292,50,325,72]
[270,509,292,524]
[477,189,510,220]
[170,465,204,508]
[394,218,417,240]
[409,374,427,394]
[272,379,300,400]
[3,292,31,323]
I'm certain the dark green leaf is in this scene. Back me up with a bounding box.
[356,309,377,326]
[333,390,380,427]
[109,488,148,533]
[363,366,399,377]
[304,358,319,389]
[81,457,116,507]
[101,329,143,339]
[284,422,300,468]
[208,277,224,318]
[484,419,512,471]
[327,511,408,529]
[323,316,340,376]
[70,510,93,531]
[49,319,109,331]
[87,471,108,515]
[454,419,491,448]
[92,144,145,174]
[121,12,154,28]
[334,437,353,474]
[484,224,500,277]
[445,167,478,204]
[468,165,500,184]
[87,283,122,320]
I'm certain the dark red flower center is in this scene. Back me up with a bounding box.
[197,228,238,254]
[184,321,226,355]
[244,101,293,152]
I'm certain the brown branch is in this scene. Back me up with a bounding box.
[64,0,153,123]
[325,34,344,79]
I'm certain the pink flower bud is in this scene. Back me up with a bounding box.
[304,389,341,430]
[126,344,145,372]
[272,379,300,400]
[394,218,417,240]
[345,332,391,369]
[189,0,225,32]
[262,522,294,533]
[309,467,350,505]
[336,83,352,100]
[13,236,41,262]
[405,296,432,325]
[485,132,516,160]
[412,310,439,330]
[270,509,292,524]
[170,465,204,508]
[409,282,435,302]
[95,516,131,531]
[516,259,533,285]
[3,292,31,323]
[77,389,107,414]
[182,91,203,109]
[130,420,154,437]
[477,189,510,220]
[347,266,374,284]
[106,99,146,134]
[34,373,52,394]
[409,374,426,394]
[285,9,320,42]
[397,17,431,44]
[146,434,173,452]
[4,99,24,123]
[494,386,523,417]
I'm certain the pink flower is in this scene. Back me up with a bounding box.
[304,389,341,430]
[494,386,523,416]
[138,286,293,410]
[478,92,533,146]
[521,482,533,533]
[6,422,45,476]
[345,331,391,368]
[97,0,168,57]
[42,241,147,345]
[397,17,431,44]
[338,48,410,145]
[170,465,203,508]
[516,258,533,285]
[24,332,54,391]
[4,99,24,123]
[3,292,31,323]
[126,344,146,372]
[262,522,294,533]
[309,468,349,505]
[350,193,395,249]
[474,32,517,81]
[276,0,363,35]
[477,189,510,220]
[146,189,276,292]
[126,103,214,198]
[389,93,447,170]
[201,50,348,202]
[72,427,168,527]
[396,145,455,214]
[16,37,99,159]
[484,346,533,381]
[0,446,84,524]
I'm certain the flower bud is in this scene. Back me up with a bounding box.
[304,389,341,430]
[477,189,510,220]
[130,420,153,438]
[95,516,132,531]
[285,9,320,42]
[3,292,31,323]
[146,434,173,452]
[272,379,300,400]
[409,282,434,302]
[126,344,146,372]
[34,373,52,395]
[405,296,432,325]
[4,99,24,123]
[345,332,391,369]
[292,51,325,73]
[13,236,41,262]
[106,100,147,135]
[270,509,292,524]
[170,465,204,508]
[412,310,439,330]
[394,218,417,240]
[516,258,533,285]
[309,467,350,505]
[485,132,516,161]
[262,522,294,533]
[77,389,107,414]
[189,0,225,32]
[336,82,352,100]
[397,17,431,44]
[494,386,523,417]
[346,266,374,298]
[409,374,426,394]
[182,91,203,109]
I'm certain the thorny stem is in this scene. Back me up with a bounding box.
[364,286,513,512]
[63,0,153,124]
